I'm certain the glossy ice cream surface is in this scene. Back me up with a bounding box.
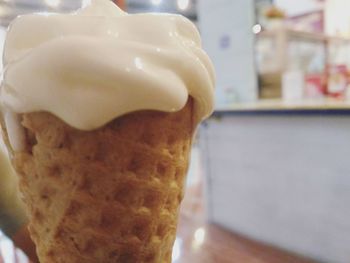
[1,0,215,132]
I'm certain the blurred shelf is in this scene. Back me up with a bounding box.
[259,28,350,42]
[256,27,350,76]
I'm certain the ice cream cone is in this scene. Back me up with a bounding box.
[2,98,194,263]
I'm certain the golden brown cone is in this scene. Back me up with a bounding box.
[4,99,194,263]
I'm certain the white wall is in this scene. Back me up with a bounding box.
[325,0,350,36]
[198,0,257,107]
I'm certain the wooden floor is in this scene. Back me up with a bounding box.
[176,181,316,263]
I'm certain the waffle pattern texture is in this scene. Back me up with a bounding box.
[6,99,194,263]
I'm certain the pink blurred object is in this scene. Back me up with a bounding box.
[305,73,326,98]
[287,10,324,33]
[0,231,29,263]
[327,65,348,98]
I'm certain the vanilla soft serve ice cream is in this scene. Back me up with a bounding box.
[0,0,215,134]
[0,2,215,262]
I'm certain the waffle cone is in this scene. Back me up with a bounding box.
[5,99,194,263]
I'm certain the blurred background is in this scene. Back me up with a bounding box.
[0,0,350,263]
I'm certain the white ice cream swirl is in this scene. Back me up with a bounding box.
[0,0,215,131]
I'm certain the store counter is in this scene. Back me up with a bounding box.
[214,98,350,114]
[201,99,350,263]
